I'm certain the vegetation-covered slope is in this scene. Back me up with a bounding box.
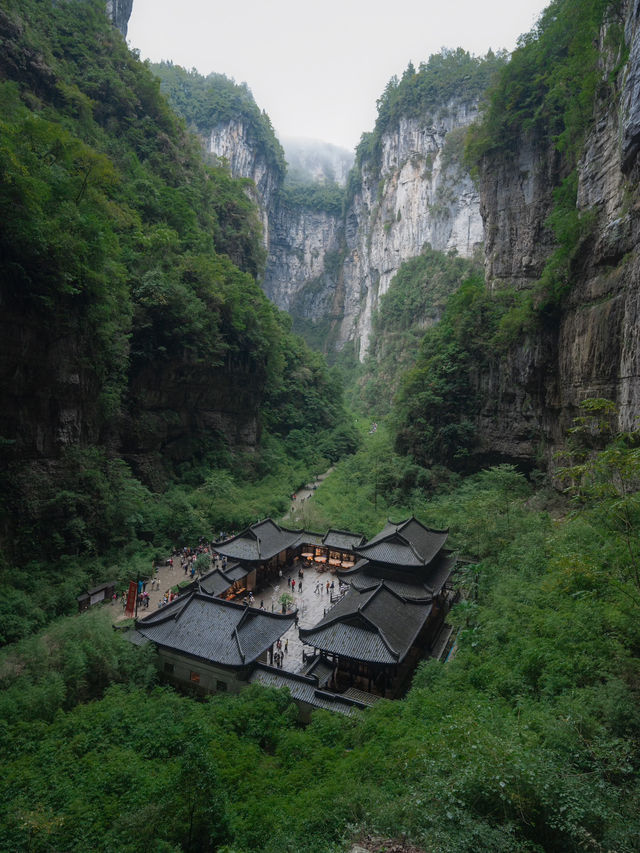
[1,434,639,852]
[0,2,639,852]
[0,0,356,639]
[151,61,287,181]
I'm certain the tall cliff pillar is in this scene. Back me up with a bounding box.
[105,0,133,37]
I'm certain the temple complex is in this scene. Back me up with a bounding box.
[130,516,457,715]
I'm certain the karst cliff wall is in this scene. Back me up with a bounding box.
[105,0,133,36]
[206,120,282,252]
[206,103,483,357]
[475,0,640,464]
[340,108,483,357]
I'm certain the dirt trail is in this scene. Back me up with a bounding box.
[287,466,334,519]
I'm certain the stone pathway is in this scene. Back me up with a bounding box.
[113,555,212,623]
[259,561,345,673]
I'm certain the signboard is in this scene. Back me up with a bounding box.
[124,580,137,618]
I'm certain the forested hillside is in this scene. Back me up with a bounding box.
[0,0,356,641]
[0,1,639,852]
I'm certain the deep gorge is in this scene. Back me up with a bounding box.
[1,2,640,851]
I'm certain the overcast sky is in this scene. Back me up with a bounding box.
[127,0,550,152]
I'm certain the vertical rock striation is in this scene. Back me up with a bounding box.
[207,120,281,251]
[105,0,133,37]
[475,0,640,463]
[206,101,483,359]
[340,106,483,357]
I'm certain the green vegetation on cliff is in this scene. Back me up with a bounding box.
[0,0,356,640]
[2,436,639,851]
[467,0,626,326]
[358,246,483,416]
[467,0,624,162]
[347,48,506,199]
[151,61,287,180]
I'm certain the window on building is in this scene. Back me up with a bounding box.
[164,662,174,674]
[190,671,200,683]
[216,680,227,692]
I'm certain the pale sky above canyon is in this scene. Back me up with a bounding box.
[128,0,551,151]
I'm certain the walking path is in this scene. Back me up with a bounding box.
[259,562,345,673]
[113,556,211,622]
[285,466,334,522]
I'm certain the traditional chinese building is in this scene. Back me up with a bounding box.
[130,516,456,713]
[132,592,295,695]
[298,517,456,698]
[212,519,304,590]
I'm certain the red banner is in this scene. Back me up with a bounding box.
[124,580,137,618]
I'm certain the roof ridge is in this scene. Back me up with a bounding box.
[354,595,400,660]
[232,626,245,663]
[138,592,193,627]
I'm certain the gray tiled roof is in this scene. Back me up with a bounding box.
[322,529,366,550]
[299,530,325,546]
[299,585,432,664]
[213,519,301,563]
[355,517,448,568]
[214,520,369,563]
[223,563,248,582]
[302,622,397,663]
[348,553,456,600]
[306,657,334,687]
[199,569,233,597]
[350,573,430,600]
[135,593,294,668]
[248,666,369,715]
[125,629,151,646]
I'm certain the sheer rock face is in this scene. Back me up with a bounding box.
[0,308,103,461]
[475,0,640,464]
[340,106,483,358]
[262,204,343,317]
[206,104,482,358]
[206,121,344,320]
[105,0,133,37]
[206,121,282,251]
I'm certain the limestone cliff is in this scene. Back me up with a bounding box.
[205,96,484,359]
[206,119,282,251]
[340,108,483,358]
[262,203,343,317]
[105,0,133,36]
[474,0,640,464]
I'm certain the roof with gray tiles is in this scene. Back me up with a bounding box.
[135,593,295,668]
[356,517,448,569]
[248,665,370,715]
[322,529,366,550]
[348,553,456,600]
[199,568,234,597]
[299,584,432,664]
[213,519,302,563]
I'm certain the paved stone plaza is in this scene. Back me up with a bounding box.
[258,562,345,673]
